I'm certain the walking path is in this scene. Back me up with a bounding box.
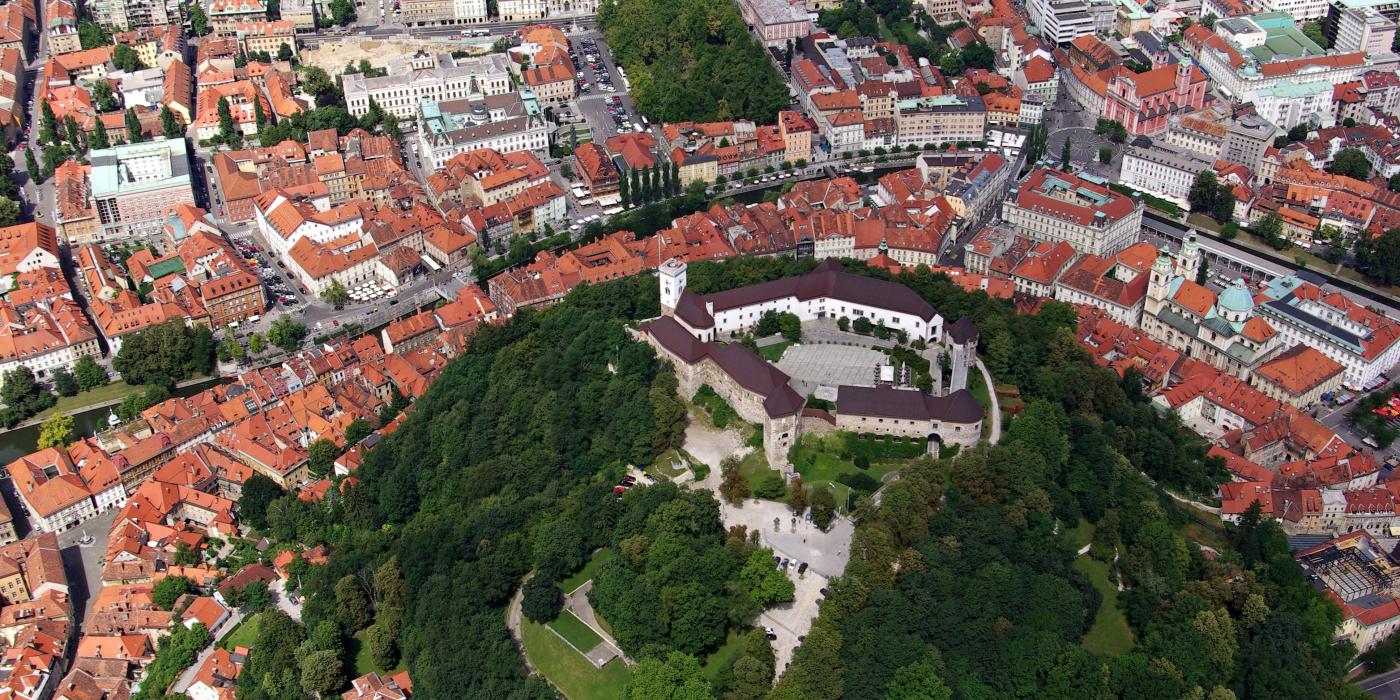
[504,580,541,676]
[976,359,1002,444]
[563,581,627,667]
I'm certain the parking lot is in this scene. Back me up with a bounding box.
[230,236,306,311]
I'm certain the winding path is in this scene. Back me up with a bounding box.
[976,358,1002,445]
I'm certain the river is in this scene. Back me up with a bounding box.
[0,378,223,464]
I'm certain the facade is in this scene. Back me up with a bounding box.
[90,139,196,239]
[1255,276,1400,389]
[895,95,988,147]
[342,51,513,119]
[1102,62,1209,136]
[737,0,812,46]
[1001,168,1144,257]
[90,0,178,29]
[235,21,297,58]
[415,94,550,168]
[1252,344,1346,409]
[1028,0,1097,44]
[1120,143,1217,206]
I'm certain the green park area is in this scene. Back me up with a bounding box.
[758,340,793,362]
[550,610,604,652]
[521,618,631,700]
[50,380,136,414]
[1073,556,1134,656]
[352,628,407,677]
[562,548,615,595]
[220,613,261,651]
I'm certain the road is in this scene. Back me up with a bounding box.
[1361,667,1400,699]
[170,608,246,693]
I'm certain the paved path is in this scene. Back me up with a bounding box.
[564,581,626,667]
[976,359,1001,445]
[504,579,541,676]
[269,579,302,622]
[171,609,246,693]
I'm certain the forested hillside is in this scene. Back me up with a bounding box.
[598,0,792,123]
[237,257,1359,699]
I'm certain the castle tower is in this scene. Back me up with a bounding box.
[1145,247,1174,317]
[658,258,686,314]
[1174,233,1201,281]
[945,317,979,394]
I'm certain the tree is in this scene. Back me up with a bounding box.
[1099,146,1112,164]
[239,474,284,530]
[335,574,372,630]
[1060,137,1072,170]
[23,148,38,183]
[0,198,20,227]
[113,43,142,72]
[73,356,107,390]
[111,321,214,385]
[1303,19,1327,47]
[1329,148,1371,179]
[36,412,75,449]
[1255,212,1286,248]
[152,575,193,610]
[278,42,294,61]
[190,4,209,35]
[247,332,266,354]
[159,105,181,140]
[521,575,564,623]
[321,280,349,306]
[51,368,78,397]
[78,19,111,49]
[124,108,143,143]
[1188,170,1220,214]
[719,457,749,504]
[266,317,307,352]
[39,100,57,147]
[217,97,237,144]
[345,418,372,446]
[307,438,339,479]
[628,651,713,700]
[366,619,400,670]
[1358,227,1400,286]
[89,118,110,150]
[254,96,267,131]
[810,486,836,529]
[330,0,355,24]
[739,549,795,607]
[299,649,345,697]
[884,661,952,700]
[64,115,83,151]
[1,366,55,424]
[778,312,801,341]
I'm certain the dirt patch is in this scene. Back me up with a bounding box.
[299,37,489,74]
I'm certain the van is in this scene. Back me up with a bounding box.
[1364,436,1381,449]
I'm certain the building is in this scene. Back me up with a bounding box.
[1121,142,1218,206]
[90,139,196,239]
[1053,241,1158,326]
[1254,276,1400,389]
[1028,0,1097,43]
[342,51,513,119]
[235,21,297,58]
[209,0,266,35]
[1296,532,1400,654]
[343,671,413,700]
[1001,168,1143,257]
[573,142,619,198]
[6,448,98,533]
[1102,62,1209,136]
[737,0,812,46]
[414,93,550,169]
[892,94,987,147]
[89,0,178,29]
[1252,344,1346,408]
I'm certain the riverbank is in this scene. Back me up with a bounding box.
[0,374,221,449]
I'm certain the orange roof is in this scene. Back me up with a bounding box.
[1022,55,1054,83]
[1170,279,1216,317]
[1257,345,1343,395]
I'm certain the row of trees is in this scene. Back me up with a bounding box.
[619,161,681,209]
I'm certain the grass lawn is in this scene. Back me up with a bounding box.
[1073,556,1134,656]
[521,618,631,700]
[968,368,991,412]
[219,613,261,650]
[1064,521,1095,550]
[758,340,793,362]
[550,610,604,652]
[51,381,137,414]
[700,630,747,686]
[351,628,407,677]
[562,549,616,595]
[650,450,690,480]
[739,451,785,499]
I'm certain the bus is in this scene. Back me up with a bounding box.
[618,66,630,91]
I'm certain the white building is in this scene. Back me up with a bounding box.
[342,51,513,119]
[1001,168,1144,257]
[1335,4,1398,54]
[1255,276,1400,390]
[1121,143,1216,206]
[415,94,551,168]
[497,0,546,20]
[1028,0,1097,44]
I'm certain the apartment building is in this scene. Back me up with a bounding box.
[90,0,178,29]
[90,139,196,239]
[895,94,988,147]
[235,20,296,58]
[1028,0,1096,43]
[342,51,513,119]
[1001,169,1143,257]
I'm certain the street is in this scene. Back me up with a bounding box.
[1362,668,1400,700]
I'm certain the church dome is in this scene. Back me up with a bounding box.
[1218,281,1254,314]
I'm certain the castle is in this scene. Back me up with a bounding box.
[642,259,984,472]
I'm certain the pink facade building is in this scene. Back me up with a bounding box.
[1103,62,1208,137]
